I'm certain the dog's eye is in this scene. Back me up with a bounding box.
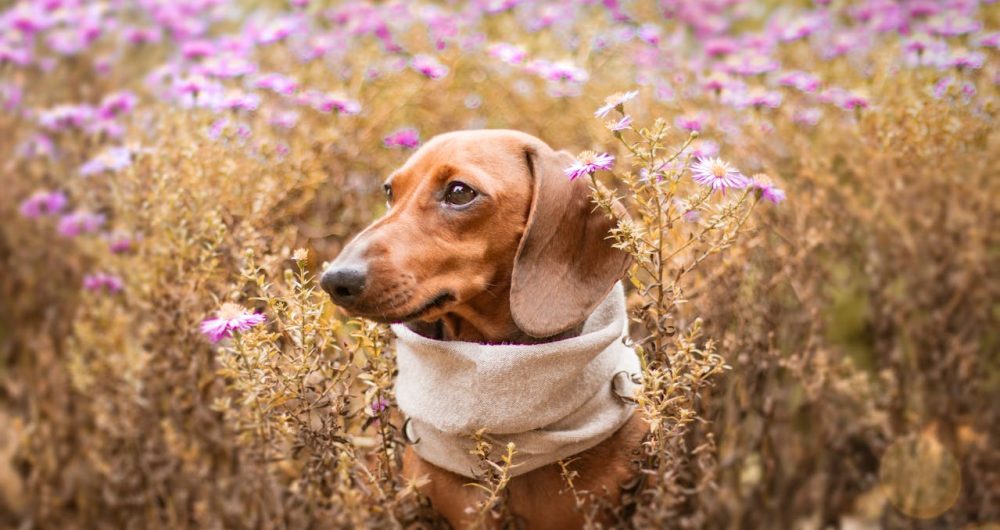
[444,181,477,206]
[384,184,393,206]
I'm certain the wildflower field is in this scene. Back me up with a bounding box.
[1,0,999,528]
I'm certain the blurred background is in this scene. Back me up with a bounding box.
[0,0,997,528]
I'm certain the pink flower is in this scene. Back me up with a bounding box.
[383,127,420,149]
[20,190,68,218]
[411,54,449,79]
[594,90,638,118]
[57,211,105,237]
[607,115,632,131]
[253,73,299,95]
[106,231,138,253]
[565,151,615,181]
[309,92,361,115]
[777,71,821,93]
[674,112,706,132]
[690,157,749,192]
[98,91,137,119]
[83,273,124,294]
[751,175,786,204]
[487,42,527,65]
[199,303,266,343]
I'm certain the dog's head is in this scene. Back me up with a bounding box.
[320,129,630,340]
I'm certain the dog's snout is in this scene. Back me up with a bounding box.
[320,266,367,304]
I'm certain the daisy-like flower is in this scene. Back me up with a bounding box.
[594,90,638,118]
[750,174,786,204]
[199,303,266,343]
[564,151,615,181]
[411,54,449,79]
[690,157,749,192]
[606,115,632,131]
[383,127,420,149]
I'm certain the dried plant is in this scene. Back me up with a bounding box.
[1,1,997,529]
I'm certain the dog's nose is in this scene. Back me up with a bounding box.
[320,266,367,304]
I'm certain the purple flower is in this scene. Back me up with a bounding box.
[674,112,706,132]
[688,140,720,159]
[20,190,68,218]
[411,54,449,79]
[690,157,749,192]
[487,42,527,65]
[745,88,783,109]
[594,90,638,118]
[637,24,661,46]
[838,91,869,111]
[39,104,95,131]
[200,303,266,343]
[57,211,105,237]
[565,151,615,181]
[269,110,299,129]
[83,273,124,294]
[545,60,589,83]
[107,231,138,253]
[309,92,361,115]
[253,73,299,95]
[793,107,823,127]
[383,127,420,149]
[79,146,133,176]
[98,91,137,119]
[607,115,632,131]
[371,396,389,415]
[946,50,984,70]
[777,71,821,93]
[751,175,786,204]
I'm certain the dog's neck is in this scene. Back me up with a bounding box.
[407,283,582,344]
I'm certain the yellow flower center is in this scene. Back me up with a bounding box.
[217,303,248,320]
[710,162,728,178]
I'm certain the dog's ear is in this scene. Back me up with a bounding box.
[510,145,632,338]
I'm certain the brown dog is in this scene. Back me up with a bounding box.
[321,129,645,529]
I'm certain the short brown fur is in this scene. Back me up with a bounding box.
[324,129,643,528]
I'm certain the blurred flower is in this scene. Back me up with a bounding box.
[79,146,133,176]
[57,210,105,237]
[383,127,420,149]
[637,24,661,46]
[607,115,632,131]
[19,190,68,218]
[565,151,615,180]
[793,107,823,127]
[595,90,638,118]
[98,91,138,119]
[751,174,786,204]
[370,396,389,415]
[690,157,748,192]
[688,139,720,159]
[487,42,527,65]
[946,49,984,70]
[253,73,299,95]
[777,71,821,93]
[309,92,361,115]
[39,104,94,131]
[106,231,138,253]
[200,303,266,343]
[544,60,589,83]
[674,112,707,132]
[411,54,449,79]
[83,273,124,294]
[269,110,299,129]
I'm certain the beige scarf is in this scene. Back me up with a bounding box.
[391,283,641,479]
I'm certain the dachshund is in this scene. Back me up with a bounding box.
[321,129,645,529]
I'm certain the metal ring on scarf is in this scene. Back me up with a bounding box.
[611,370,639,404]
[402,417,421,444]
